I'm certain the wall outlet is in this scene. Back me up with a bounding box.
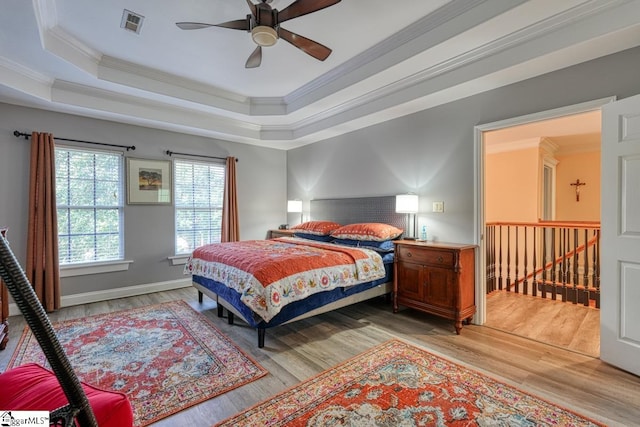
[432,201,444,213]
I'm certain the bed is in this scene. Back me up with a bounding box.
[186,196,406,348]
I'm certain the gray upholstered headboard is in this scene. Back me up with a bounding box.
[310,196,406,230]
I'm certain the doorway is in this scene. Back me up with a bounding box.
[473,97,613,356]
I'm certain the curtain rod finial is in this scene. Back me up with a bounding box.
[13,130,29,139]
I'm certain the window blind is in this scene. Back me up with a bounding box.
[174,159,225,254]
[55,147,123,264]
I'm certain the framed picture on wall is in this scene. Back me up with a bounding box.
[126,158,172,204]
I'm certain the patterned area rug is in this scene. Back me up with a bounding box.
[216,339,604,426]
[9,300,267,427]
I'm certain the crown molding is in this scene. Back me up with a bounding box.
[486,137,543,154]
[97,56,259,115]
[33,0,99,76]
[0,56,52,100]
[540,137,560,155]
[283,0,497,109]
[551,134,601,155]
[51,80,262,138]
[32,0,57,35]
[484,134,600,156]
[0,56,52,86]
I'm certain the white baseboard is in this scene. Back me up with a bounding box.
[8,278,192,317]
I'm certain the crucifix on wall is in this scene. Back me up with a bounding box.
[570,179,586,202]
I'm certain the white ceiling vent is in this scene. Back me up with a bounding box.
[121,10,144,34]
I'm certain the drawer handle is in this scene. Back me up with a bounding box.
[438,256,443,263]
[406,252,412,257]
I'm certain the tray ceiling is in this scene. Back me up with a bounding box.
[1,0,639,149]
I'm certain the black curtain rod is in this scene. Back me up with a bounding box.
[13,131,135,151]
[165,150,238,162]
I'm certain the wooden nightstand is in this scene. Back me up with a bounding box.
[268,229,296,239]
[393,240,476,334]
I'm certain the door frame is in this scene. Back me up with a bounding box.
[472,96,615,325]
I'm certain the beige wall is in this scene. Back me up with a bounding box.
[555,150,601,221]
[486,145,540,223]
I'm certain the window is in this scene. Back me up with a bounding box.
[55,147,123,265]
[174,159,225,254]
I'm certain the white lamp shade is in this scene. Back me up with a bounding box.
[395,194,419,213]
[287,200,303,213]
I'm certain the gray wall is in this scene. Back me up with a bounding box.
[287,46,640,244]
[0,104,287,295]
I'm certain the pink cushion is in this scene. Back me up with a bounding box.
[0,363,133,427]
[330,222,403,241]
[290,220,342,236]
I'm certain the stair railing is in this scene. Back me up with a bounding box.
[485,221,600,307]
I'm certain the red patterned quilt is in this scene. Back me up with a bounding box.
[185,237,385,322]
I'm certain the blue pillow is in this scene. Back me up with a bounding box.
[333,238,395,253]
[380,252,395,264]
[294,232,334,242]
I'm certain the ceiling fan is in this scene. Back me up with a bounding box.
[176,0,341,68]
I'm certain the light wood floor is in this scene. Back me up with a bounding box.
[485,290,600,357]
[1,287,637,427]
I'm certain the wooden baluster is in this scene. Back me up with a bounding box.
[551,228,557,300]
[523,226,528,296]
[563,227,569,301]
[561,227,567,302]
[541,226,547,299]
[486,225,494,293]
[583,228,590,306]
[498,225,503,291]
[513,225,520,293]
[573,228,580,304]
[563,228,567,290]
[568,227,572,284]
[568,228,571,294]
[594,228,601,308]
[485,225,490,293]
[506,226,511,292]
[532,225,537,297]
[491,225,496,292]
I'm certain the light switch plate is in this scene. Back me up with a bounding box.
[432,201,444,213]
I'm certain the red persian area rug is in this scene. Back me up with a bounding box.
[216,339,605,427]
[9,300,267,427]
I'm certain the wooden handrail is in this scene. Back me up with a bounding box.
[511,233,599,287]
[487,221,600,229]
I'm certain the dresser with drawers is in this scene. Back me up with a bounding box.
[393,240,476,334]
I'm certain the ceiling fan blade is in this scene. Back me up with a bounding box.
[277,0,341,23]
[246,0,257,17]
[176,22,216,30]
[245,46,262,68]
[278,27,332,61]
[212,18,251,30]
[176,19,250,31]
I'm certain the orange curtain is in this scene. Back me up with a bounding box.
[26,132,61,311]
[221,157,240,242]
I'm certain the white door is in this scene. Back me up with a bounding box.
[601,93,640,376]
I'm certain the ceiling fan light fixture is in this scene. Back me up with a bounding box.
[251,25,278,46]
